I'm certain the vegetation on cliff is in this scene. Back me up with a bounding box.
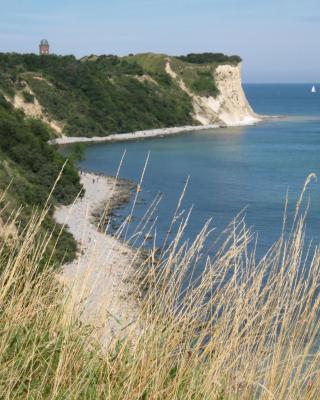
[0,53,193,136]
[176,52,242,65]
[0,52,241,137]
[0,95,81,265]
[126,53,223,98]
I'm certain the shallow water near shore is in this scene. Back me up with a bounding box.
[75,84,320,265]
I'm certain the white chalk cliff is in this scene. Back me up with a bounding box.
[165,61,261,127]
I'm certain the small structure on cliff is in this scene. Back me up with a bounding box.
[39,39,49,55]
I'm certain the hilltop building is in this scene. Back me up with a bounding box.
[39,39,49,55]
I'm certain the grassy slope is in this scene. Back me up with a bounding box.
[127,53,222,97]
[0,95,81,266]
[1,179,320,399]
[0,52,241,137]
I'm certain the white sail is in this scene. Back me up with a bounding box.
[311,85,316,93]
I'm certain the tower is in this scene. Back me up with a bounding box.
[39,39,49,55]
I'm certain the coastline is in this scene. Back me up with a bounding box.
[54,172,141,346]
[49,125,220,145]
[48,115,283,146]
[48,123,254,146]
[52,116,277,343]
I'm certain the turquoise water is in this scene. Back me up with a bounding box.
[77,84,320,260]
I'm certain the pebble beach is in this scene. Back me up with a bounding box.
[54,172,140,345]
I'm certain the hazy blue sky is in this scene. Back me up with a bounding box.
[0,0,319,82]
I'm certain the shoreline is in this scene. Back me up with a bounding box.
[49,115,285,146]
[52,116,282,344]
[54,172,141,346]
[49,124,220,145]
[49,122,254,146]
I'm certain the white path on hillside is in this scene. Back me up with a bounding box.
[54,172,140,346]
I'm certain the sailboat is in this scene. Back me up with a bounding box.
[311,85,316,93]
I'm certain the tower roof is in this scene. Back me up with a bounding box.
[40,39,49,46]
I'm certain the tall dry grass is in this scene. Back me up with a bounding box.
[1,175,320,399]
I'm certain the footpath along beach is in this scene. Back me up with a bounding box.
[54,172,141,346]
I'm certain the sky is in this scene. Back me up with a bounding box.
[0,0,319,83]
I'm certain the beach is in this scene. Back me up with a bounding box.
[54,172,141,346]
[48,116,277,146]
[49,124,221,145]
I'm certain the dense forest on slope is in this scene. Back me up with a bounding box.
[0,95,81,265]
[0,53,193,136]
[0,52,241,137]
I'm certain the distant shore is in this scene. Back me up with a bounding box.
[49,125,220,145]
[48,116,284,146]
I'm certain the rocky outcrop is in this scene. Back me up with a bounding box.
[135,75,159,86]
[165,61,260,127]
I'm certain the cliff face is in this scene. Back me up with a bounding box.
[165,61,260,127]
[212,64,260,126]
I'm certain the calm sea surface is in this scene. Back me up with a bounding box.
[77,84,320,261]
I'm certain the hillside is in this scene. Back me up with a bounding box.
[0,51,257,265]
[0,94,81,266]
[0,52,258,138]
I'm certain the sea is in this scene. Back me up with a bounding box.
[75,84,320,266]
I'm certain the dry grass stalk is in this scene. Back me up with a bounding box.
[1,175,320,399]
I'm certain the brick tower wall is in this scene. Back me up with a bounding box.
[39,45,49,55]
